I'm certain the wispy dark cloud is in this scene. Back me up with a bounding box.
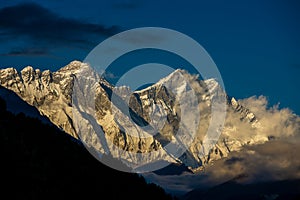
[0,3,120,52]
[1,47,49,57]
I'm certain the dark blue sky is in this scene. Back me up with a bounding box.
[0,0,299,114]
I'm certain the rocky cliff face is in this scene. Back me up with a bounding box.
[0,61,81,138]
[0,61,269,171]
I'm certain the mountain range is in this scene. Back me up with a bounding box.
[0,61,274,172]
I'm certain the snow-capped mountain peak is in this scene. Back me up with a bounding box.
[0,61,270,172]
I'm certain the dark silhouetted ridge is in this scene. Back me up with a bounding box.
[0,96,174,200]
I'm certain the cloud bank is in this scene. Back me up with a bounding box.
[239,95,300,138]
[144,95,300,195]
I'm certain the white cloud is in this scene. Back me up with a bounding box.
[239,95,300,137]
[144,95,300,195]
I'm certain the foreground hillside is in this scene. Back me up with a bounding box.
[0,96,173,200]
